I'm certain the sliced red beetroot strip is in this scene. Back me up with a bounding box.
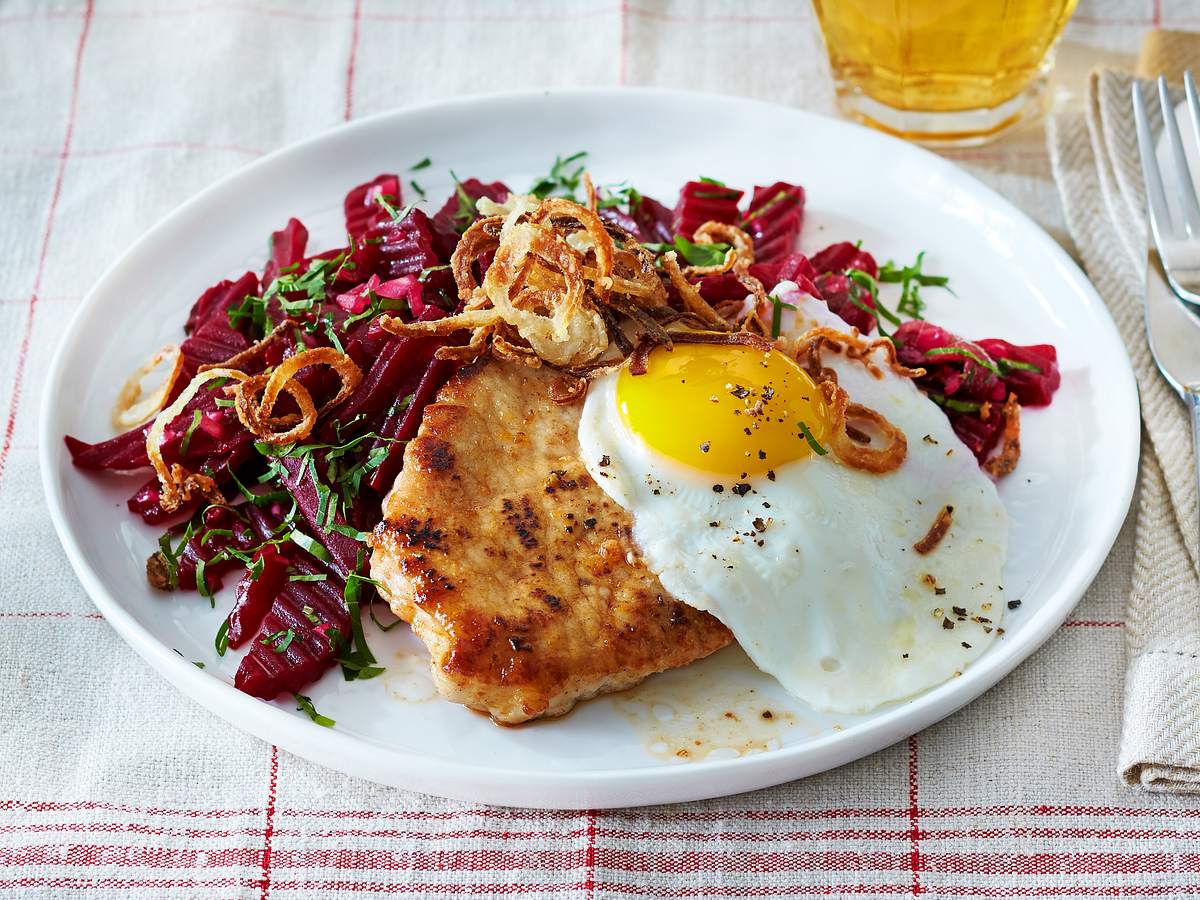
[431,178,509,261]
[233,576,350,700]
[344,174,401,243]
[366,353,458,494]
[226,543,291,648]
[630,194,674,245]
[262,218,309,287]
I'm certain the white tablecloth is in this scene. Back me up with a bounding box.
[1,1,1196,897]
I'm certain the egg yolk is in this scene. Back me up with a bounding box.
[616,343,831,476]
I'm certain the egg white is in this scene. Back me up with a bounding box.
[577,282,1008,714]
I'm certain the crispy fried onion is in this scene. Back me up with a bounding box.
[146,368,247,513]
[146,348,361,511]
[913,505,954,554]
[791,326,925,382]
[661,251,730,332]
[686,221,755,277]
[818,380,908,474]
[379,193,674,368]
[226,347,362,446]
[112,344,184,430]
[982,393,1021,478]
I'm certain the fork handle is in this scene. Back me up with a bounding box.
[1190,386,1200,547]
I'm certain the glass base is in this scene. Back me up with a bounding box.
[833,75,1048,147]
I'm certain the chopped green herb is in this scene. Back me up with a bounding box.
[409,179,426,199]
[698,175,726,186]
[301,604,321,623]
[642,235,731,268]
[769,294,798,339]
[288,528,331,562]
[409,157,432,171]
[418,264,450,283]
[529,151,588,199]
[193,661,205,669]
[215,618,230,657]
[179,409,203,457]
[998,357,1042,374]
[928,392,983,414]
[261,628,295,654]
[924,346,1001,375]
[798,421,828,456]
[293,693,335,727]
[877,251,952,320]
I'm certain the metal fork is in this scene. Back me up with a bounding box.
[1133,71,1200,307]
[1132,74,1200,541]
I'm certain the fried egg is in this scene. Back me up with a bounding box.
[577,282,1007,714]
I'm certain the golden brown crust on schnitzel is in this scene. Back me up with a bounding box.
[369,358,731,724]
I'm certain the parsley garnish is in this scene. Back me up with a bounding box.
[798,421,828,456]
[845,268,902,338]
[642,235,731,268]
[924,346,1000,375]
[215,618,230,657]
[769,294,798,339]
[529,151,588,199]
[288,528,331,562]
[409,157,432,171]
[409,179,426,200]
[179,409,203,456]
[293,693,335,727]
[418,264,450,283]
[928,393,983,414]
[998,357,1041,374]
[877,252,952,320]
[342,289,408,329]
[698,176,726,186]
[448,169,478,232]
[290,573,328,583]
[261,628,296,654]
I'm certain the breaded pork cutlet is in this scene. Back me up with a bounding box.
[369,358,731,724]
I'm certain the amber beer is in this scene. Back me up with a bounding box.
[812,0,1078,144]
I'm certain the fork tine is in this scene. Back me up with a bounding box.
[1184,70,1200,173]
[1133,80,1178,241]
[1157,75,1200,235]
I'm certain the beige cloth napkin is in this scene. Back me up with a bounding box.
[1049,33,1200,793]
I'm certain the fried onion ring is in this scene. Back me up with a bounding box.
[146,367,248,513]
[692,221,755,274]
[112,344,184,430]
[661,251,730,331]
[819,380,908,474]
[982,393,1021,478]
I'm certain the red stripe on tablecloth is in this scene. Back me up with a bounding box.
[924,852,1200,875]
[0,876,262,891]
[585,810,597,898]
[0,0,93,490]
[8,819,1198,844]
[0,800,261,817]
[591,849,910,874]
[269,847,586,871]
[0,844,259,867]
[922,805,1200,819]
[268,882,597,896]
[591,887,1200,898]
[6,800,1198,823]
[1153,0,1163,28]
[0,611,102,620]
[0,821,265,839]
[344,0,362,121]
[908,734,922,896]
[259,745,279,900]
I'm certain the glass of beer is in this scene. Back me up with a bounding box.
[812,0,1079,145]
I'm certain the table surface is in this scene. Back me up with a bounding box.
[1,1,1196,898]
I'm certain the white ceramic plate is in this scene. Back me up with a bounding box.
[40,89,1139,809]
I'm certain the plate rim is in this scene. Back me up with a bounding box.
[38,86,1140,808]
